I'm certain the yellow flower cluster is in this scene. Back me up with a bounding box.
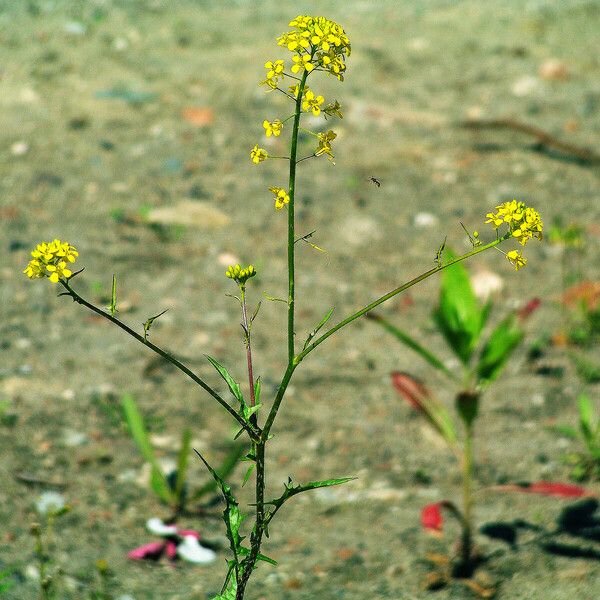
[485,200,543,246]
[269,186,290,210]
[23,239,78,283]
[225,264,257,286]
[484,200,543,270]
[250,144,269,164]
[277,15,351,80]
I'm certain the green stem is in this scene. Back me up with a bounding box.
[236,442,265,599]
[240,288,256,410]
[59,281,260,442]
[287,71,309,365]
[460,421,474,570]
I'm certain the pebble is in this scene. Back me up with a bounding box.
[150,434,175,449]
[14,338,31,349]
[62,429,87,447]
[147,201,230,229]
[413,212,438,228]
[217,252,239,266]
[64,21,86,35]
[511,75,541,97]
[471,270,504,301]
[337,216,381,246]
[539,59,570,81]
[10,141,29,156]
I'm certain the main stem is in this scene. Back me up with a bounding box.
[287,71,309,364]
[237,72,308,600]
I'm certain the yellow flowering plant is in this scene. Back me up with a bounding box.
[23,16,543,600]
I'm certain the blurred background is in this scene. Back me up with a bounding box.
[1,1,599,598]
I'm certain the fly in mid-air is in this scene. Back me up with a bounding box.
[368,177,381,187]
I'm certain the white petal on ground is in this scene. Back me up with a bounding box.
[176,536,217,564]
[35,491,66,515]
[146,517,178,536]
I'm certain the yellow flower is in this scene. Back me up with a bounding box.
[250,144,269,164]
[302,90,325,116]
[261,59,285,88]
[45,261,72,283]
[291,53,315,74]
[23,259,45,279]
[269,186,290,210]
[263,119,283,137]
[506,250,527,270]
[225,264,256,286]
[315,129,337,161]
[23,239,78,283]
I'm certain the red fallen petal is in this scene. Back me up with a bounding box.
[500,481,591,498]
[421,503,444,531]
[517,297,541,321]
[176,529,201,539]
[127,541,166,560]
[391,371,431,413]
[165,540,178,559]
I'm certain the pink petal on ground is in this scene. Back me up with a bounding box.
[498,481,592,498]
[176,529,201,539]
[517,297,541,321]
[165,540,178,559]
[127,541,165,561]
[421,503,444,531]
[391,371,431,413]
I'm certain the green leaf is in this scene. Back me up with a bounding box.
[121,394,174,504]
[190,444,246,502]
[174,428,192,505]
[256,553,278,566]
[242,464,255,486]
[303,307,335,350]
[476,314,524,384]
[578,394,595,443]
[368,314,455,380]
[254,377,261,406]
[263,476,356,527]
[194,450,246,559]
[206,355,244,405]
[550,424,579,439]
[433,253,483,365]
[142,309,168,341]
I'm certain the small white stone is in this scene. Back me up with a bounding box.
[11,141,29,156]
[531,393,545,407]
[14,338,31,349]
[471,270,504,301]
[413,212,438,228]
[511,75,541,97]
[62,429,87,447]
[217,252,239,266]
